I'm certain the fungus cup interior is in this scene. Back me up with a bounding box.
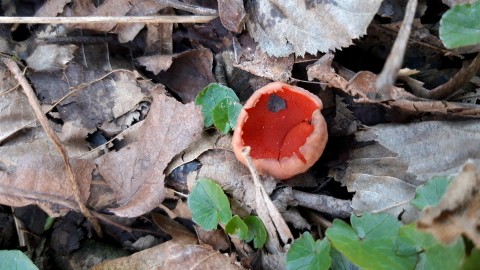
[241,85,319,163]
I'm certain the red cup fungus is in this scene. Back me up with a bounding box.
[232,82,328,180]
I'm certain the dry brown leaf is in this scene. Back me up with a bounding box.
[92,241,243,270]
[442,0,477,7]
[0,68,36,143]
[35,0,71,17]
[70,0,143,32]
[165,132,222,176]
[156,48,216,103]
[31,69,147,130]
[98,86,203,217]
[336,120,480,221]
[330,97,359,136]
[137,54,176,75]
[0,154,93,217]
[26,44,77,72]
[419,162,480,246]
[245,0,383,56]
[195,226,230,251]
[307,60,480,119]
[218,0,246,33]
[116,1,169,43]
[152,212,197,245]
[233,40,294,82]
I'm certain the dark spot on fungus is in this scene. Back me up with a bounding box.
[267,94,287,112]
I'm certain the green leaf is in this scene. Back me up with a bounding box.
[330,247,359,270]
[187,178,232,230]
[326,213,416,270]
[411,176,452,210]
[44,216,55,231]
[225,215,248,240]
[244,215,267,248]
[0,250,39,270]
[195,83,240,127]
[440,1,480,48]
[286,232,331,270]
[397,224,465,270]
[212,98,242,134]
[462,248,480,270]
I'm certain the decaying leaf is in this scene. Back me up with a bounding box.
[233,37,294,82]
[307,57,480,119]
[245,0,383,56]
[165,132,222,176]
[419,162,480,247]
[26,44,77,72]
[156,48,216,103]
[92,241,243,270]
[218,0,246,33]
[0,153,94,217]
[335,120,480,221]
[137,54,175,75]
[98,86,204,217]
[34,0,71,17]
[0,66,36,143]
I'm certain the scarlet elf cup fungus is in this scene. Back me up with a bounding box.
[232,82,328,180]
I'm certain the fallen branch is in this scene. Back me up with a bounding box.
[292,190,353,218]
[404,52,480,100]
[0,15,217,25]
[3,57,102,237]
[375,0,418,99]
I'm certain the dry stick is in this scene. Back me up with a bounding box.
[405,52,480,100]
[0,15,217,24]
[375,0,418,99]
[241,147,293,254]
[158,0,218,16]
[292,190,353,218]
[3,58,103,237]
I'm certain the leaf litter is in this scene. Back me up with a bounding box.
[0,0,480,269]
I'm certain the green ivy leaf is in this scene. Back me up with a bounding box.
[330,247,359,270]
[462,248,480,270]
[212,98,242,134]
[440,1,480,48]
[397,224,465,270]
[244,215,267,248]
[0,250,39,270]
[225,215,248,240]
[411,176,452,210]
[286,232,331,270]
[188,178,232,230]
[325,213,416,270]
[195,83,240,127]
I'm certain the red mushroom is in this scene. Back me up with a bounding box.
[232,82,328,180]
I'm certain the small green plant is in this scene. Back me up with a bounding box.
[0,250,39,270]
[188,178,267,248]
[286,176,470,270]
[195,83,242,134]
[439,0,480,48]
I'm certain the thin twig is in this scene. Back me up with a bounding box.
[406,53,480,100]
[0,15,217,25]
[158,0,218,16]
[241,147,293,254]
[3,58,102,237]
[375,0,418,99]
[292,190,353,218]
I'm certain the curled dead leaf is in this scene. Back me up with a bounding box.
[98,86,203,217]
